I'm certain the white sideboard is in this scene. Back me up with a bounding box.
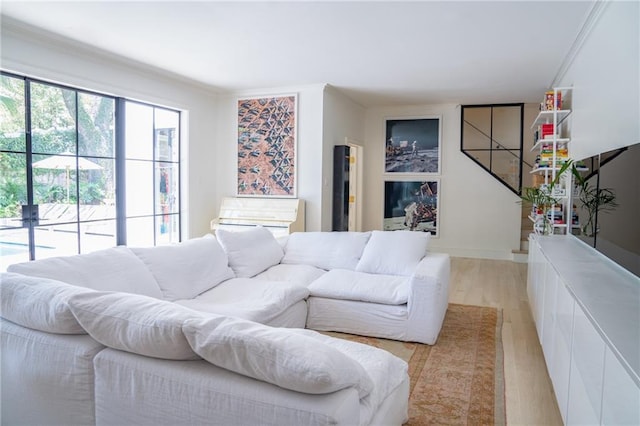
[527,234,640,425]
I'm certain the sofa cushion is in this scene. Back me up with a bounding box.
[175,278,309,324]
[215,226,284,278]
[308,269,410,305]
[131,234,235,301]
[0,272,89,334]
[356,230,429,276]
[253,264,326,287]
[281,232,371,270]
[296,330,409,425]
[183,316,374,398]
[67,291,205,360]
[7,246,163,298]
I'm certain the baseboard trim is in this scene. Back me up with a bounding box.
[433,247,516,261]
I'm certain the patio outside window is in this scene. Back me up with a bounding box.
[0,72,181,270]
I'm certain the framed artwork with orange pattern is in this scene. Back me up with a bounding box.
[237,94,297,197]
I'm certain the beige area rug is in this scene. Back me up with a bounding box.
[328,303,505,425]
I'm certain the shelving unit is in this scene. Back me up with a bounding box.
[529,87,576,234]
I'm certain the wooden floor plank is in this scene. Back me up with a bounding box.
[449,257,562,425]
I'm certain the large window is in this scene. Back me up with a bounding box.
[0,72,181,269]
[124,101,180,246]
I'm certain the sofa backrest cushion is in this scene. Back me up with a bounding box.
[68,291,206,360]
[7,246,163,298]
[183,316,374,398]
[131,234,235,301]
[215,226,284,278]
[0,272,89,334]
[356,230,430,276]
[281,232,371,271]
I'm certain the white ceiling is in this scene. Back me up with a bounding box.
[1,1,595,107]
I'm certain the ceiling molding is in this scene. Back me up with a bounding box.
[551,0,609,88]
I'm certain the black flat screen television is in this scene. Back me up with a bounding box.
[574,142,640,278]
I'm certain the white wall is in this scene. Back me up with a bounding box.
[215,85,326,231]
[1,20,222,240]
[321,85,366,230]
[364,104,521,259]
[557,0,639,160]
[7,1,632,259]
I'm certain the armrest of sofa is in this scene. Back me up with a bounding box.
[406,252,451,345]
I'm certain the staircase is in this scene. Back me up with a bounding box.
[512,203,532,263]
[460,103,538,263]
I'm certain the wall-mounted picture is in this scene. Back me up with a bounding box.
[384,180,439,236]
[237,94,297,197]
[385,117,441,174]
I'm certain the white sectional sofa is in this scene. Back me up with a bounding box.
[1,228,450,426]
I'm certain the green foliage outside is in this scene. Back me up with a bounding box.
[0,75,115,219]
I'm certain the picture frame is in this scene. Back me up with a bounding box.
[383,179,439,236]
[236,94,297,197]
[384,116,441,174]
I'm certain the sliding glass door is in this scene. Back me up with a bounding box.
[0,72,180,270]
[0,75,30,266]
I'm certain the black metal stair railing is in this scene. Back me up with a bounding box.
[460,104,530,196]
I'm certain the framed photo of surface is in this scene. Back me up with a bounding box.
[237,94,297,197]
[383,179,439,236]
[384,116,441,174]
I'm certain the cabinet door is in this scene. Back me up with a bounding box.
[527,237,541,321]
[601,347,640,425]
[551,280,575,424]
[535,262,548,341]
[541,268,558,369]
[567,306,605,425]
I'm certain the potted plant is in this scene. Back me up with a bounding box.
[520,160,573,235]
[571,165,618,237]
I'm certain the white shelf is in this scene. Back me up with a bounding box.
[530,87,573,236]
[531,138,571,151]
[531,109,572,128]
[530,166,566,174]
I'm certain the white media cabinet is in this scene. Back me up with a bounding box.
[527,234,640,425]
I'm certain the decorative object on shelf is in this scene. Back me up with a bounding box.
[520,160,573,235]
[543,90,562,111]
[383,179,439,236]
[384,117,441,174]
[571,165,618,237]
[236,94,297,197]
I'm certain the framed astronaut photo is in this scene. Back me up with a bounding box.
[384,117,441,174]
[383,179,439,236]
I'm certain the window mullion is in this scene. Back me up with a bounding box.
[115,98,127,246]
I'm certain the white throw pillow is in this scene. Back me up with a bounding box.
[68,291,205,360]
[183,316,374,398]
[7,246,163,298]
[281,232,371,270]
[356,230,429,276]
[0,272,89,334]
[131,234,235,301]
[215,226,284,278]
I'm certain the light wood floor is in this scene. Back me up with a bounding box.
[449,257,562,426]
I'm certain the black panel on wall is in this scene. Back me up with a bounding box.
[332,145,350,231]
